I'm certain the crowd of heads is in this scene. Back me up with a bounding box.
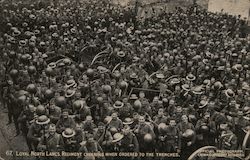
[0,0,250,157]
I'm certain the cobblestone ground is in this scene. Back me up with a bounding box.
[0,102,33,160]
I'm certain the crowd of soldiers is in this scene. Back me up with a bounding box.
[0,0,250,159]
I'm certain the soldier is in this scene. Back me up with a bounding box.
[78,100,91,121]
[168,99,176,117]
[62,128,79,160]
[138,91,148,104]
[79,133,105,160]
[8,88,25,136]
[140,100,152,117]
[156,122,168,153]
[219,122,238,150]
[195,112,216,147]
[18,103,37,150]
[131,112,140,130]
[153,108,169,125]
[37,123,64,152]
[27,115,50,151]
[165,118,180,153]
[56,109,76,134]
[235,110,250,149]
[134,115,155,152]
[108,112,123,131]
[173,106,184,124]
[150,96,160,116]
[82,115,96,134]
[5,80,15,125]
[94,122,113,152]
[118,97,133,121]
[74,122,87,150]
[177,115,196,160]
[120,124,139,152]
[110,132,124,153]
[128,73,141,90]
[48,104,61,124]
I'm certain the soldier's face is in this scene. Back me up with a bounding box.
[139,116,145,124]
[86,116,92,122]
[123,98,128,103]
[62,112,69,119]
[75,92,81,98]
[169,100,175,106]
[75,125,82,132]
[169,120,176,127]
[133,114,139,120]
[123,128,130,135]
[49,127,56,135]
[204,114,210,120]
[100,74,105,79]
[220,124,228,131]
[158,110,164,116]
[98,126,104,132]
[139,92,145,98]
[182,115,188,123]
[66,71,71,76]
[153,100,158,105]
[112,113,118,120]
[50,105,55,110]
[175,86,181,92]
[120,67,125,73]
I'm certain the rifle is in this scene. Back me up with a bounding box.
[98,123,109,144]
[42,125,48,152]
[98,118,111,144]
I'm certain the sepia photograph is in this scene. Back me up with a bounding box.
[0,0,250,160]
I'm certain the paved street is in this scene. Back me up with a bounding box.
[0,102,30,160]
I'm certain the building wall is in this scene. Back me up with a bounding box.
[197,0,209,8]
[208,0,250,20]
[112,0,250,22]
[112,0,132,6]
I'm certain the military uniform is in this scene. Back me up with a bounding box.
[195,118,216,147]
[177,121,196,160]
[153,115,169,125]
[108,118,123,131]
[134,123,155,152]
[75,129,87,150]
[120,132,139,152]
[27,123,44,151]
[117,103,133,121]
[79,139,105,160]
[5,84,15,124]
[164,126,180,153]
[79,106,91,121]
[18,107,37,134]
[56,116,76,133]
[140,101,152,117]
[37,132,64,151]
[82,120,96,134]
[63,136,79,160]
[94,129,113,152]
[219,130,238,150]
[18,108,37,151]
[12,91,24,135]
[235,116,250,148]
[48,106,61,124]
